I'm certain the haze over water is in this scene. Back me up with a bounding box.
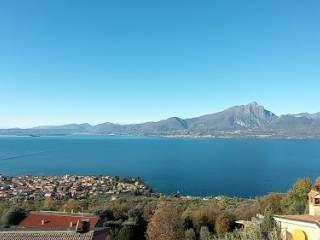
[0,135,319,197]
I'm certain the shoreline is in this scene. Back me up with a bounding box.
[0,174,285,200]
[1,133,320,140]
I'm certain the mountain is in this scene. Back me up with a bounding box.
[186,102,278,131]
[1,102,320,138]
[89,102,278,135]
[90,117,188,135]
[288,112,320,120]
[32,123,92,130]
[267,114,320,136]
[0,123,92,136]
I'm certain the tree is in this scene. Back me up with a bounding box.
[61,199,81,212]
[261,204,276,233]
[147,204,184,240]
[22,200,36,211]
[234,202,258,220]
[200,226,212,240]
[281,178,311,214]
[192,208,210,232]
[256,193,284,215]
[185,228,196,240]
[314,176,320,191]
[0,203,7,217]
[183,205,219,233]
[1,207,26,226]
[214,213,233,235]
[116,224,135,240]
[42,197,56,210]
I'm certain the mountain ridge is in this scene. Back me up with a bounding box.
[1,102,320,138]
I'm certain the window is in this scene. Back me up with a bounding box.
[314,198,320,205]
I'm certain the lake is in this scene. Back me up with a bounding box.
[0,135,319,197]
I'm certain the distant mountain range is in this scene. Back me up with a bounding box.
[2,102,320,138]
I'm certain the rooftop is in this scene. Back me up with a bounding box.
[275,214,320,227]
[308,189,320,198]
[18,211,99,230]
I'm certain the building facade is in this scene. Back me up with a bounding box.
[275,189,320,240]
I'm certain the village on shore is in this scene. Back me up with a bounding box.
[0,175,152,202]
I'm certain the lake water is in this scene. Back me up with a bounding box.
[0,135,319,197]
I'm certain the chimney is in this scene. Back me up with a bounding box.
[75,220,80,232]
[41,219,45,225]
[70,221,73,228]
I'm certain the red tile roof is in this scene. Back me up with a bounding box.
[18,212,99,230]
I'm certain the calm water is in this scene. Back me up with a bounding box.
[0,135,319,197]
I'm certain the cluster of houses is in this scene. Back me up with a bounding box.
[0,175,149,202]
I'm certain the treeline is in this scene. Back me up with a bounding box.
[0,177,315,240]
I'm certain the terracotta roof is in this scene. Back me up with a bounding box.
[275,214,320,227]
[308,189,320,198]
[18,212,99,230]
[0,231,94,240]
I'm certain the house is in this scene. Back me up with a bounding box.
[0,211,109,240]
[275,185,320,240]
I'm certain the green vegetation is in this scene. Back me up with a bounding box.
[281,177,311,214]
[0,207,26,227]
[0,177,315,239]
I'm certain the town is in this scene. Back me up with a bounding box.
[0,175,151,202]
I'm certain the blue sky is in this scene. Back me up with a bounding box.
[0,0,320,128]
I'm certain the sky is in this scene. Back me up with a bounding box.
[0,0,320,128]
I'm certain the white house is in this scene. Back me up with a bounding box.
[275,189,320,240]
